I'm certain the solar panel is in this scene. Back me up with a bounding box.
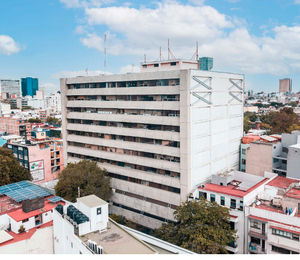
[48,196,63,203]
[0,181,31,196]
[4,185,51,202]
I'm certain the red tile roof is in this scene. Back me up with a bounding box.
[198,178,269,198]
[267,176,299,189]
[284,188,300,200]
[0,221,53,247]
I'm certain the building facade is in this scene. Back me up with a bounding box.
[0,79,21,97]
[21,77,39,97]
[61,63,244,228]
[279,78,292,93]
[199,57,213,71]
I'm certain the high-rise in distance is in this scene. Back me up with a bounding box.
[21,77,39,97]
[279,78,292,93]
[0,79,21,97]
[199,57,213,71]
[60,58,244,229]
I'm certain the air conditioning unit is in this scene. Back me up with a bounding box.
[97,246,104,254]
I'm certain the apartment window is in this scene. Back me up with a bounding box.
[199,192,207,199]
[221,196,225,206]
[170,62,176,66]
[250,220,261,229]
[242,159,246,165]
[272,228,291,238]
[250,236,260,245]
[298,203,300,210]
[292,234,299,241]
[97,208,101,215]
[71,242,73,248]
[154,64,159,67]
[273,158,280,163]
[282,147,288,153]
[22,218,29,223]
[240,201,243,211]
[242,149,246,155]
[271,245,290,254]
[143,65,147,68]
[210,194,215,203]
[230,199,236,209]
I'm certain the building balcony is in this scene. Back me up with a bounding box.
[248,243,266,254]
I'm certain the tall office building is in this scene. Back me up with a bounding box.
[61,59,244,229]
[199,57,213,71]
[279,78,292,93]
[21,77,39,97]
[0,79,21,97]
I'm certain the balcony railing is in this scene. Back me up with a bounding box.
[249,243,265,254]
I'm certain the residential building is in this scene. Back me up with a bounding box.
[46,90,61,112]
[0,181,65,254]
[0,79,21,97]
[0,115,31,138]
[279,78,292,93]
[246,175,300,254]
[21,77,39,97]
[61,59,244,229]
[199,57,213,71]
[244,106,258,113]
[190,170,277,254]
[6,137,64,183]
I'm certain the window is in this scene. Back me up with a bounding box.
[170,62,176,66]
[199,191,207,199]
[242,149,246,155]
[97,207,102,215]
[22,218,29,223]
[250,220,261,229]
[282,147,288,153]
[210,194,215,202]
[273,158,279,163]
[240,201,243,211]
[271,245,290,254]
[292,234,299,241]
[221,196,225,206]
[242,159,246,164]
[298,203,300,210]
[230,199,236,209]
[272,228,291,238]
[143,65,147,68]
[71,242,73,248]
[154,64,159,67]
[250,236,261,245]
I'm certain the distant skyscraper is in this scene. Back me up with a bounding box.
[279,78,292,93]
[0,79,21,97]
[21,77,39,97]
[199,57,213,71]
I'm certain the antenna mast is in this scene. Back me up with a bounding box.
[191,41,199,60]
[156,46,165,61]
[167,39,176,60]
[104,34,106,75]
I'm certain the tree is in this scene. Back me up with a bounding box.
[260,111,277,127]
[0,147,32,186]
[22,106,33,111]
[151,198,237,254]
[55,160,112,202]
[272,107,300,134]
[244,112,257,122]
[46,116,62,127]
[287,124,300,133]
[28,118,42,123]
[244,116,252,133]
[289,101,298,107]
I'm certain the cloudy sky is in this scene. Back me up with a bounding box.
[1,0,300,94]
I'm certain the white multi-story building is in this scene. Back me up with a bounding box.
[190,170,277,254]
[46,91,61,112]
[60,58,244,229]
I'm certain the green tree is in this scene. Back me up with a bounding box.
[151,198,237,254]
[289,101,298,107]
[0,147,32,186]
[272,107,300,134]
[55,160,112,202]
[244,112,257,122]
[244,116,252,133]
[46,116,62,127]
[260,111,278,127]
[28,118,42,123]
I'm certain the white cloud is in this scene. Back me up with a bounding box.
[41,83,58,88]
[119,65,141,74]
[51,70,112,79]
[295,0,300,4]
[0,35,21,55]
[68,1,300,76]
[226,0,241,3]
[188,0,206,5]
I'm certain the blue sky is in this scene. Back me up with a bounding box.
[1,0,300,94]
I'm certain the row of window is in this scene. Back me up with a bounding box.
[272,228,300,241]
[68,153,180,178]
[272,245,299,254]
[199,192,243,210]
[112,202,176,224]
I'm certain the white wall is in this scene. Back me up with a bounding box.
[0,225,54,254]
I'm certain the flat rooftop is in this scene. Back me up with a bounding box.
[198,178,269,198]
[79,219,156,254]
[267,176,299,189]
[284,188,300,200]
[77,195,108,208]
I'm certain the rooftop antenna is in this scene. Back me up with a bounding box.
[131,64,135,73]
[144,54,146,63]
[191,41,199,60]
[104,34,106,75]
[85,68,88,76]
[157,46,165,61]
[168,39,176,60]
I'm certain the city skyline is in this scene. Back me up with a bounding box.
[1,0,300,94]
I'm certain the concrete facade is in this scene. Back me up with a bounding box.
[60,67,244,228]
